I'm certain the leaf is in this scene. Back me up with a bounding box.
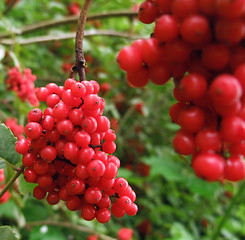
[170,222,194,240]
[18,174,36,195]
[0,158,5,168]
[29,226,67,240]
[0,123,21,166]
[23,200,49,222]
[144,156,185,182]
[184,176,220,198]
[0,226,18,240]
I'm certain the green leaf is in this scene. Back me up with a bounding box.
[29,226,66,240]
[169,222,194,240]
[184,176,220,198]
[0,123,21,166]
[0,226,18,240]
[23,200,49,222]
[18,174,36,195]
[0,158,5,168]
[144,156,185,182]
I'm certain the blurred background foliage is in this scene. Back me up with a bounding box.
[0,0,245,240]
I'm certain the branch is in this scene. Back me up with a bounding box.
[0,30,142,46]
[0,165,24,200]
[74,0,93,81]
[0,11,138,39]
[211,181,245,240]
[3,0,19,16]
[26,220,117,240]
[0,156,20,171]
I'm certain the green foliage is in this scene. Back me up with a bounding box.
[0,123,21,167]
[0,226,19,240]
[0,1,245,240]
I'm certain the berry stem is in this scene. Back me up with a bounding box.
[0,164,24,200]
[25,220,117,240]
[3,0,19,15]
[73,0,93,81]
[0,10,137,39]
[211,181,245,240]
[0,156,20,172]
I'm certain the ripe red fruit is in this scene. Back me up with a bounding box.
[180,15,210,44]
[202,44,230,71]
[24,122,43,139]
[15,139,30,154]
[127,68,149,88]
[224,156,245,181]
[138,0,159,24]
[192,153,225,181]
[173,130,195,155]
[154,15,179,42]
[96,208,111,223]
[117,47,143,72]
[117,228,133,240]
[172,0,199,19]
[178,106,205,133]
[195,129,221,152]
[220,116,245,143]
[178,73,207,100]
[209,74,242,106]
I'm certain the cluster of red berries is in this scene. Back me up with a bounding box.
[117,228,133,240]
[118,0,245,182]
[6,67,39,106]
[0,169,11,204]
[15,78,138,223]
[5,118,24,140]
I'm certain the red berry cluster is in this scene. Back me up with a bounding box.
[6,67,39,106]
[5,118,24,140]
[118,0,245,182]
[15,78,138,223]
[117,228,133,240]
[0,169,11,204]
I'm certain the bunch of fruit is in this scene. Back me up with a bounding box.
[118,0,245,182]
[15,78,137,223]
[6,67,39,106]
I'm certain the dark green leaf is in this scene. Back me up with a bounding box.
[0,123,21,166]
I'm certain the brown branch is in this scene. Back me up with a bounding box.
[0,11,138,39]
[3,0,19,15]
[0,30,142,46]
[25,220,117,240]
[74,0,93,82]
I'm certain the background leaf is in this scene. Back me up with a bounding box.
[0,123,21,166]
[0,226,18,240]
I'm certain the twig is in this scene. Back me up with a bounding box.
[26,220,117,240]
[74,0,93,82]
[0,165,24,199]
[211,181,245,240]
[0,30,142,46]
[118,105,136,134]
[3,0,19,15]
[0,156,20,171]
[0,11,137,39]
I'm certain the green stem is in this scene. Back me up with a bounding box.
[0,156,20,171]
[211,181,245,240]
[0,165,24,199]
